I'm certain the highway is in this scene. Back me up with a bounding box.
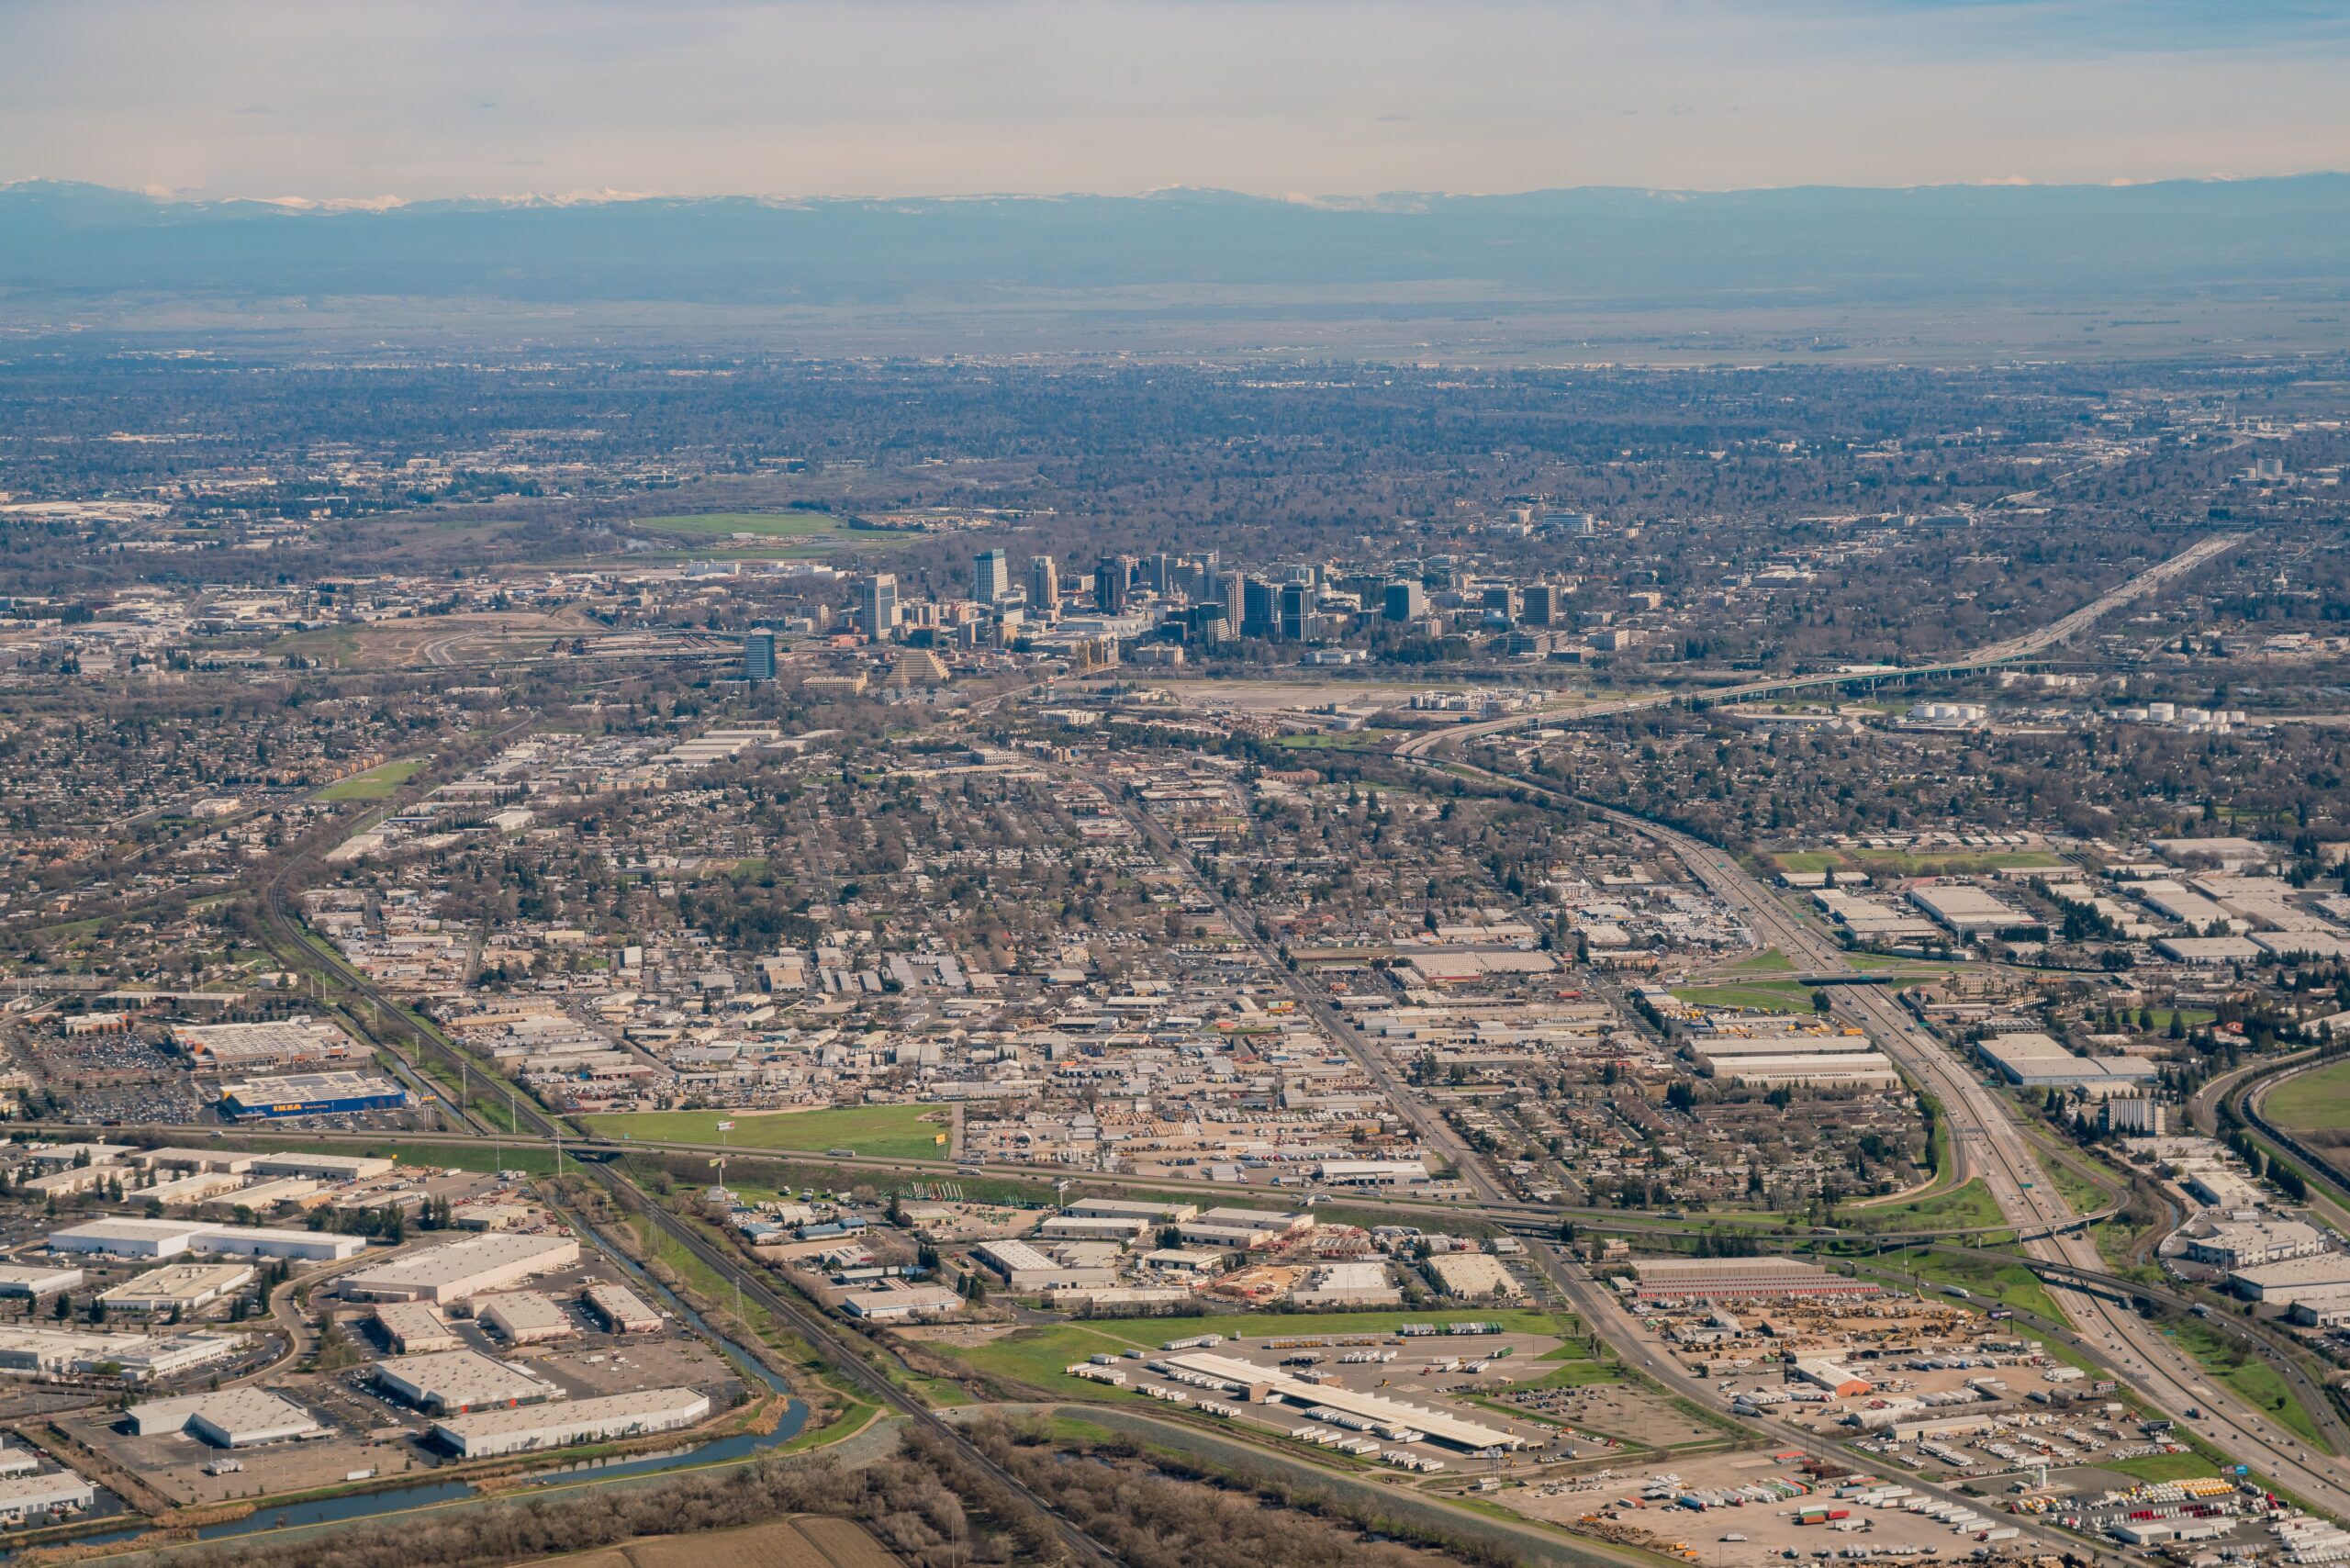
[1405,749,2350,1513]
[1395,532,2244,756]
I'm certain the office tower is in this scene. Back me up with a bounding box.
[742,628,776,681]
[1383,580,1427,622]
[973,549,1008,605]
[860,573,900,638]
[1240,576,1278,638]
[1481,585,1517,626]
[1029,554,1059,617]
[1278,581,1312,642]
[1148,553,1172,594]
[1521,582,1558,628]
[1215,570,1246,625]
[1094,554,1134,614]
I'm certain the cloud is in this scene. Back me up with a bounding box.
[0,0,2344,199]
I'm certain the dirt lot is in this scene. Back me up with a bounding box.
[1489,1375,1723,1450]
[525,1514,901,1567]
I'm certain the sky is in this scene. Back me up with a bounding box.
[2,0,2347,202]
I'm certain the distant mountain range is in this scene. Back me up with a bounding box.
[3,176,2346,309]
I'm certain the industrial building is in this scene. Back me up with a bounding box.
[1176,1208,1312,1249]
[431,1388,710,1459]
[1424,1252,1524,1299]
[839,1283,964,1319]
[0,1470,95,1520]
[218,1070,408,1119]
[172,1018,358,1070]
[1624,1257,1884,1303]
[249,1153,396,1182]
[0,1266,81,1300]
[476,1291,575,1345]
[1973,1033,2156,1088]
[373,1349,561,1413]
[1695,1049,1903,1089]
[127,1388,322,1447]
[0,1325,242,1383]
[98,1263,254,1314]
[1906,883,2045,937]
[47,1215,365,1262]
[582,1282,663,1335]
[339,1232,581,1305]
[1158,1352,1523,1452]
[374,1302,462,1354]
[1062,1196,1199,1224]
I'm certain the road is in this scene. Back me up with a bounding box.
[1410,757,2350,1514]
[1070,758,1510,1204]
[1395,532,2243,756]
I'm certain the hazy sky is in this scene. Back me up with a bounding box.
[3,0,2347,201]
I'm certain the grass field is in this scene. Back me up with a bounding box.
[1838,1177,2005,1234]
[2108,1450,2229,1484]
[1671,981,1818,1014]
[1869,1244,2065,1322]
[583,1103,950,1159]
[2266,1058,2350,1133]
[1727,947,1794,974]
[318,759,423,801]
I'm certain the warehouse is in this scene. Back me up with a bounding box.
[132,1148,259,1175]
[431,1388,710,1459]
[203,1177,325,1215]
[1160,1352,1524,1452]
[1062,1196,1199,1224]
[477,1291,576,1345]
[218,1070,408,1119]
[840,1283,964,1319]
[127,1388,321,1447]
[1424,1253,1525,1300]
[0,1266,81,1300]
[249,1153,396,1182]
[1974,1033,2156,1089]
[46,1216,365,1262]
[1625,1257,1883,1303]
[1695,1050,1903,1089]
[374,1302,461,1354]
[173,1018,358,1070]
[0,1325,242,1382]
[582,1282,663,1335]
[144,1171,249,1208]
[1907,883,2044,937]
[373,1349,560,1414]
[339,1233,581,1305]
[1177,1208,1313,1249]
[0,1470,95,1520]
[98,1263,254,1314]
[1685,1032,1880,1058]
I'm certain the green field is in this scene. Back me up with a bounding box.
[318,759,423,801]
[583,1103,950,1159]
[1838,1177,2005,1234]
[1868,1244,2065,1322]
[635,510,844,538]
[1727,947,1795,974]
[1671,981,1817,1014]
[2266,1058,2350,1133]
